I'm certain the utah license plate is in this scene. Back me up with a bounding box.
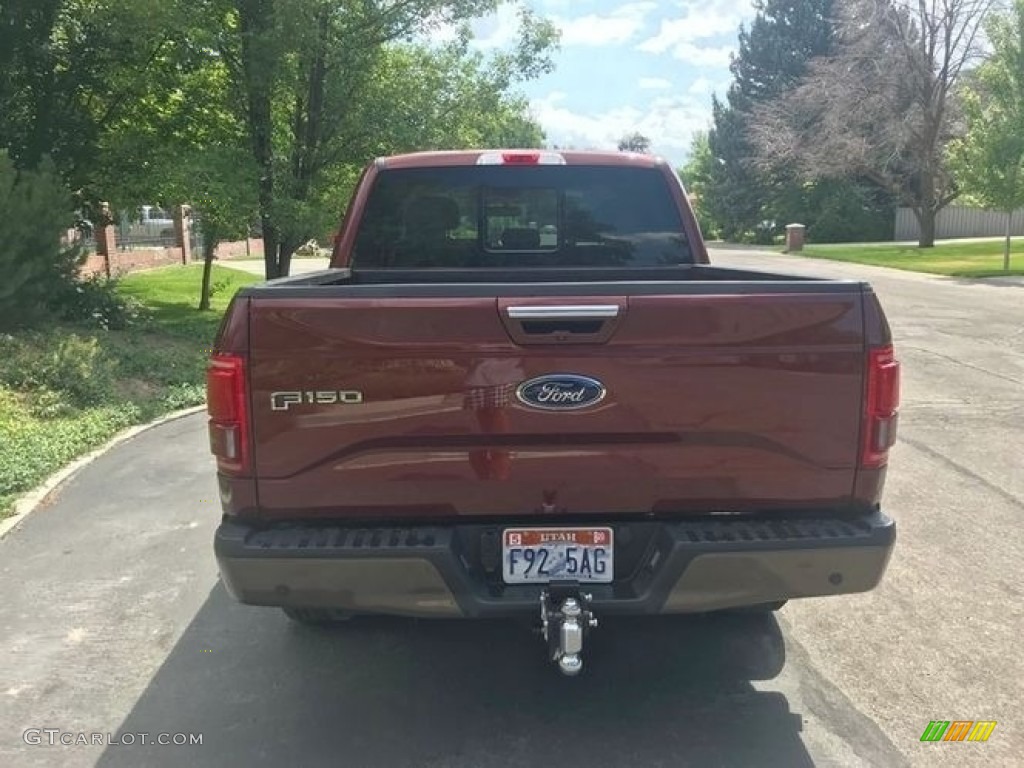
[502,527,614,584]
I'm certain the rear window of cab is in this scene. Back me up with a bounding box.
[352,165,693,269]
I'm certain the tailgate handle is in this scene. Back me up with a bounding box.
[507,305,620,320]
[506,305,621,337]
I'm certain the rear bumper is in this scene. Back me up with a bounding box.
[214,511,895,618]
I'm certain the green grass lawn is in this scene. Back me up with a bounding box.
[796,238,1024,277]
[0,264,259,519]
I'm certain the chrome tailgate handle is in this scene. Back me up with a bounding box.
[506,305,621,321]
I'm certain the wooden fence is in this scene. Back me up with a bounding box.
[894,205,1024,241]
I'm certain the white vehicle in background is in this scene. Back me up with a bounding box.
[120,205,178,247]
[139,205,175,228]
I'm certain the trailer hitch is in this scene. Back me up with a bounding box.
[538,582,598,676]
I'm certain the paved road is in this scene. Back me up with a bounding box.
[218,258,329,276]
[2,249,1021,767]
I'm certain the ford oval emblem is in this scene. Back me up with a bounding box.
[516,374,607,411]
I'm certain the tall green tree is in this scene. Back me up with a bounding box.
[949,0,1024,270]
[678,131,719,238]
[749,0,996,247]
[0,152,82,327]
[705,0,838,241]
[617,133,651,153]
[231,0,558,279]
[302,26,553,229]
[705,97,761,240]
[83,0,258,308]
[728,0,837,111]
[1,0,556,286]
[0,0,201,194]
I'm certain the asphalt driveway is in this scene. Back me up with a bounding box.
[1,249,1021,767]
[218,258,328,276]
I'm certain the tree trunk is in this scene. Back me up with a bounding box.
[262,215,279,279]
[269,16,328,282]
[297,11,329,198]
[278,237,299,279]
[198,235,219,311]
[917,207,937,248]
[236,0,279,281]
[1006,209,1014,273]
[16,1,62,169]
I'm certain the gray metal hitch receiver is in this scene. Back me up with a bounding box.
[539,582,599,676]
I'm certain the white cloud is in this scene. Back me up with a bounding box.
[638,77,673,90]
[687,76,731,95]
[553,2,658,47]
[468,0,674,51]
[535,0,581,11]
[687,76,714,94]
[637,0,749,66]
[638,16,739,53]
[421,19,463,46]
[470,4,523,50]
[657,41,735,68]
[529,91,710,164]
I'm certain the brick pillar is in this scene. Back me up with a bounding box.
[95,202,118,278]
[785,223,806,252]
[174,204,193,264]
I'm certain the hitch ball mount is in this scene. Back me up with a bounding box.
[538,582,598,676]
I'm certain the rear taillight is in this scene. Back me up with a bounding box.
[862,345,901,468]
[206,353,249,474]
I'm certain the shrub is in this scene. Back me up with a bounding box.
[162,382,206,410]
[208,277,232,298]
[806,182,896,244]
[0,392,139,507]
[0,332,115,409]
[0,152,85,327]
[51,274,147,331]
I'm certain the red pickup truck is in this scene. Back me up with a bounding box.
[208,149,899,675]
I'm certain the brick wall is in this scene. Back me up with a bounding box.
[80,247,185,278]
[78,240,261,278]
[79,201,194,278]
[215,238,264,260]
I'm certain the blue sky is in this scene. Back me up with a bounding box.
[462,0,758,167]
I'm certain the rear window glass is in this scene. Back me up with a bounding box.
[351,165,692,268]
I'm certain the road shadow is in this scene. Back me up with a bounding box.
[97,584,810,768]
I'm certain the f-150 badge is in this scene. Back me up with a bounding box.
[271,390,364,411]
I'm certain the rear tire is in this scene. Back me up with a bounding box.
[281,607,355,626]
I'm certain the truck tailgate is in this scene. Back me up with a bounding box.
[246,286,866,520]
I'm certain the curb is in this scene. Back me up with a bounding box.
[0,405,207,541]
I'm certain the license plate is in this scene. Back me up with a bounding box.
[502,527,614,584]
